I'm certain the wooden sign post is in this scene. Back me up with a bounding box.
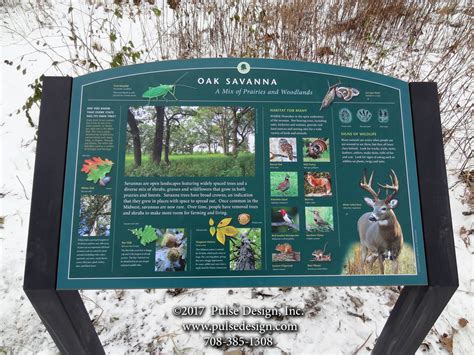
[24,60,457,354]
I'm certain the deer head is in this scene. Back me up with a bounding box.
[360,169,399,222]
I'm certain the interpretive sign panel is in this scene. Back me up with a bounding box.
[57,59,427,289]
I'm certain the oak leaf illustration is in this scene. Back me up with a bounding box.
[220,226,239,237]
[209,218,216,236]
[216,229,226,245]
[209,217,239,245]
[129,225,159,246]
[217,217,232,228]
[81,157,113,184]
[81,157,112,173]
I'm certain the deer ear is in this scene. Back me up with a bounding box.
[388,199,398,209]
[364,197,375,207]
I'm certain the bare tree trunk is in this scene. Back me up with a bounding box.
[231,109,240,157]
[153,106,165,164]
[232,107,251,156]
[127,109,141,166]
[164,120,171,164]
[236,235,256,271]
[222,127,229,154]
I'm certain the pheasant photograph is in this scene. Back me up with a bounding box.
[269,137,297,162]
[270,171,298,197]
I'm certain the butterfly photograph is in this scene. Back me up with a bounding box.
[320,81,360,110]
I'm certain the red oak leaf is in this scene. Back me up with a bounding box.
[81,157,112,174]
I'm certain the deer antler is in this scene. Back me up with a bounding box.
[360,169,380,200]
[378,169,399,203]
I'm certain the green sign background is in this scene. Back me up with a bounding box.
[57,59,427,289]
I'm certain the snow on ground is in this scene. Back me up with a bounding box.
[1,3,473,355]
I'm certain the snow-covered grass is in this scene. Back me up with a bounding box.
[1,1,472,354]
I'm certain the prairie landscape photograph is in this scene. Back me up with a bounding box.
[125,106,255,177]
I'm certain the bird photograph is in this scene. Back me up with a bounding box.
[303,138,330,162]
[305,207,334,233]
[271,207,299,233]
[271,171,298,197]
[269,137,297,162]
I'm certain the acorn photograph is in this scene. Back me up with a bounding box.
[154,228,187,272]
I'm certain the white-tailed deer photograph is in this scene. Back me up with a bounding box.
[344,169,416,275]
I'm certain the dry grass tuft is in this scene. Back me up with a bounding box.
[344,243,417,275]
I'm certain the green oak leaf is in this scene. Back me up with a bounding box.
[86,162,113,183]
[129,225,158,246]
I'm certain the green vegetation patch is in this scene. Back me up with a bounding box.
[125,153,255,177]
